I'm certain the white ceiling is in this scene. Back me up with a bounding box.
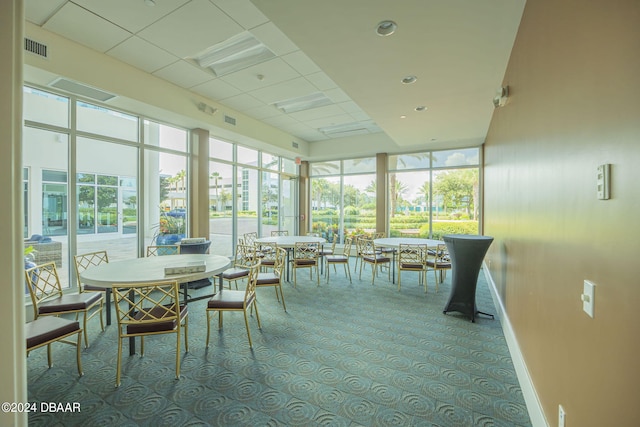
[24,0,525,151]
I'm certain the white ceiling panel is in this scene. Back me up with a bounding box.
[212,0,269,30]
[281,50,322,76]
[250,22,298,56]
[305,72,338,91]
[43,2,131,53]
[243,105,282,120]
[73,0,190,33]
[191,79,242,101]
[251,77,318,105]
[220,58,300,92]
[107,36,178,74]
[137,0,243,58]
[152,60,214,89]
[218,93,263,111]
[287,104,345,122]
[25,0,66,26]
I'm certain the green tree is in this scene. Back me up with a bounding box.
[432,169,478,218]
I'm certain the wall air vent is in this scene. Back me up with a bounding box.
[25,38,48,59]
[224,115,236,126]
[49,78,116,102]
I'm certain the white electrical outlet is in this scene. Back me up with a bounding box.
[559,405,566,427]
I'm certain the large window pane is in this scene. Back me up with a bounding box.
[310,176,340,240]
[311,161,340,176]
[432,148,479,168]
[281,158,297,174]
[144,120,187,151]
[76,137,138,260]
[23,127,69,288]
[23,87,69,128]
[77,102,138,142]
[280,176,297,235]
[344,174,376,236]
[209,161,234,256]
[343,157,376,174]
[261,171,279,235]
[237,145,258,166]
[210,138,233,161]
[431,168,479,238]
[389,171,431,237]
[262,152,279,171]
[237,166,258,237]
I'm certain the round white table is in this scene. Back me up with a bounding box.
[373,237,444,283]
[80,254,230,355]
[255,236,326,281]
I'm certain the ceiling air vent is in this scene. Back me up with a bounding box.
[25,38,48,59]
[224,115,236,126]
[49,78,116,102]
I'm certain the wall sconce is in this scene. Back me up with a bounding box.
[493,86,509,108]
[197,102,217,115]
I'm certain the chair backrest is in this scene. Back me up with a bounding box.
[146,245,180,257]
[359,237,375,256]
[273,247,287,276]
[113,280,181,331]
[343,237,353,257]
[373,232,385,239]
[244,262,261,303]
[25,262,64,317]
[329,234,338,251]
[258,242,277,263]
[294,242,319,262]
[432,244,451,264]
[243,232,258,246]
[74,250,109,290]
[234,244,257,268]
[271,230,288,236]
[398,244,427,266]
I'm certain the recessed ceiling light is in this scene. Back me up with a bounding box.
[415,106,427,112]
[401,75,417,84]
[376,20,397,36]
[400,115,407,119]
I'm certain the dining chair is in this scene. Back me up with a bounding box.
[218,244,255,290]
[242,232,258,247]
[425,244,451,293]
[112,279,188,387]
[271,230,289,236]
[146,244,180,257]
[206,262,262,348]
[26,316,83,376]
[325,236,353,284]
[256,247,287,311]
[397,243,428,292]
[257,242,277,271]
[73,250,112,325]
[292,241,320,286]
[359,238,391,285]
[26,261,104,348]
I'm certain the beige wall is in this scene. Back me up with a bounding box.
[484,0,640,425]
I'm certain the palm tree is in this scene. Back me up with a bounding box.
[210,172,222,211]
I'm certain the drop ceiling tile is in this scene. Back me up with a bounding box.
[73,0,190,33]
[306,72,338,91]
[219,93,264,111]
[138,0,243,58]
[191,79,242,101]
[220,58,300,92]
[153,60,214,89]
[211,0,269,30]
[25,0,67,26]
[43,3,131,53]
[251,77,317,105]
[262,115,300,128]
[350,110,373,121]
[251,22,298,56]
[304,113,355,129]
[337,101,365,114]
[281,51,322,76]
[288,104,345,122]
[243,105,283,120]
[107,36,178,73]
[325,88,351,104]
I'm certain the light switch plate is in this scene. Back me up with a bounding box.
[583,280,595,318]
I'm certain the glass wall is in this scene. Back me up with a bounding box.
[388,148,480,238]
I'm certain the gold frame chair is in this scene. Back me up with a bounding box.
[256,247,287,311]
[218,244,255,289]
[25,261,104,348]
[270,230,289,236]
[112,280,188,387]
[73,250,112,324]
[26,317,83,376]
[397,243,428,292]
[206,262,262,348]
[359,238,391,285]
[325,236,353,284]
[292,241,320,286]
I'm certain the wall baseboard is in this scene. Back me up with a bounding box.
[483,264,549,427]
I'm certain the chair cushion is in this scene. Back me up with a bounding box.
[426,261,451,268]
[400,262,424,269]
[294,259,316,266]
[26,317,80,350]
[363,255,390,263]
[326,255,348,262]
[208,290,252,309]
[127,304,188,334]
[220,267,249,280]
[39,292,102,314]
[256,272,279,285]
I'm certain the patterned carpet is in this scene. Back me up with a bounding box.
[27,262,531,426]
